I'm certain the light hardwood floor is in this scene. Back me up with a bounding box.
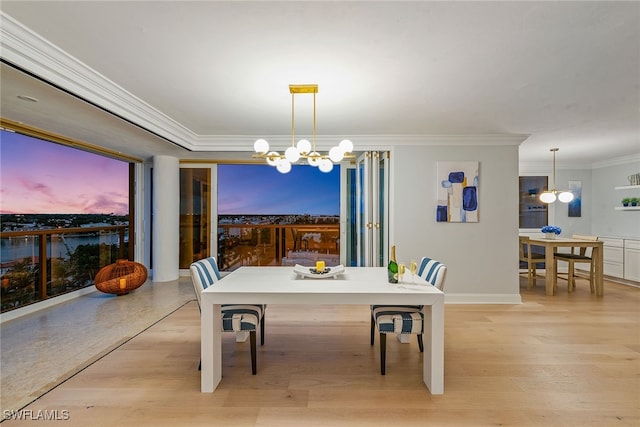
[2,277,638,426]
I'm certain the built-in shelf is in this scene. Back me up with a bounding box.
[614,185,639,210]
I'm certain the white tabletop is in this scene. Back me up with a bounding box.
[202,266,443,305]
[200,266,445,394]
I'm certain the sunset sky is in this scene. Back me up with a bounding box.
[217,164,340,215]
[1,131,340,216]
[0,131,129,215]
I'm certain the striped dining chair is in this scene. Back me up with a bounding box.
[370,256,447,375]
[190,257,266,375]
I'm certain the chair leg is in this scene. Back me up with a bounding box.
[370,315,376,346]
[379,333,386,375]
[260,317,265,346]
[198,359,201,371]
[250,330,257,375]
[568,261,576,292]
[527,264,534,289]
[553,259,558,293]
[417,334,424,353]
[589,262,596,293]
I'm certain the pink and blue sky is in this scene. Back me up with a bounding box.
[0,131,340,217]
[0,131,129,215]
[218,164,340,215]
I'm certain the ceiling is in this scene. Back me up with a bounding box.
[1,1,639,166]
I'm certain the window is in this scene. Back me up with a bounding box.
[216,164,340,271]
[519,176,548,229]
[179,168,210,269]
[0,129,132,311]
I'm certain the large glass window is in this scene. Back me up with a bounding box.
[519,176,549,229]
[0,129,131,312]
[179,168,211,269]
[216,164,340,271]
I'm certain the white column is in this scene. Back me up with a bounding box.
[152,155,179,282]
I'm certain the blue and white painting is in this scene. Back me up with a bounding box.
[436,161,479,222]
[568,180,582,217]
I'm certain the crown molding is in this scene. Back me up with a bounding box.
[0,12,199,150]
[192,134,529,151]
[520,153,640,173]
[0,12,529,153]
[592,153,640,169]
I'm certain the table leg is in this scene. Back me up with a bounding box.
[422,298,444,394]
[545,244,556,296]
[201,301,222,392]
[594,246,604,296]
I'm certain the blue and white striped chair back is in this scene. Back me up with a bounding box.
[417,257,447,291]
[371,256,447,374]
[190,256,265,331]
[190,257,222,309]
[189,257,265,374]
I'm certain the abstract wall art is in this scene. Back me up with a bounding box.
[567,180,582,217]
[436,161,479,223]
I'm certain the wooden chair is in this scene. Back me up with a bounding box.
[370,257,447,375]
[190,257,266,374]
[519,236,545,289]
[554,234,598,293]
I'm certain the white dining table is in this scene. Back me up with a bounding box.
[200,266,445,394]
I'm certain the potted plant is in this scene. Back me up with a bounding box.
[622,198,631,207]
[631,197,639,207]
[540,225,562,239]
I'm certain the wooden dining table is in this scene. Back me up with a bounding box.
[527,236,604,296]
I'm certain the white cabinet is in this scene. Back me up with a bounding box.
[600,237,624,279]
[624,239,640,282]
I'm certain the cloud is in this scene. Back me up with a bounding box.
[17,176,54,198]
[83,193,128,216]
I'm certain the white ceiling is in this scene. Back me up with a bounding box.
[1,1,639,166]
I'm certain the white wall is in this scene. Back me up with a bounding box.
[591,156,640,239]
[391,144,521,304]
[549,168,593,237]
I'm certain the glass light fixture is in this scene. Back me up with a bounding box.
[253,84,354,173]
[539,148,574,204]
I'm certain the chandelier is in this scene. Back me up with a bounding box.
[253,84,353,174]
[539,148,574,203]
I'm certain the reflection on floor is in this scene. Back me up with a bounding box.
[0,277,195,412]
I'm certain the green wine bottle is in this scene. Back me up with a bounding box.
[388,245,398,283]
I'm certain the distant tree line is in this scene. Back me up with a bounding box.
[1,213,128,230]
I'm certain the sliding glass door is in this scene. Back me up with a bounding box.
[179,168,211,269]
[354,151,389,266]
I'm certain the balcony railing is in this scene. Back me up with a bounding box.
[1,225,128,313]
[217,223,340,271]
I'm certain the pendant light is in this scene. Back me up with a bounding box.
[253,84,354,173]
[539,148,574,203]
